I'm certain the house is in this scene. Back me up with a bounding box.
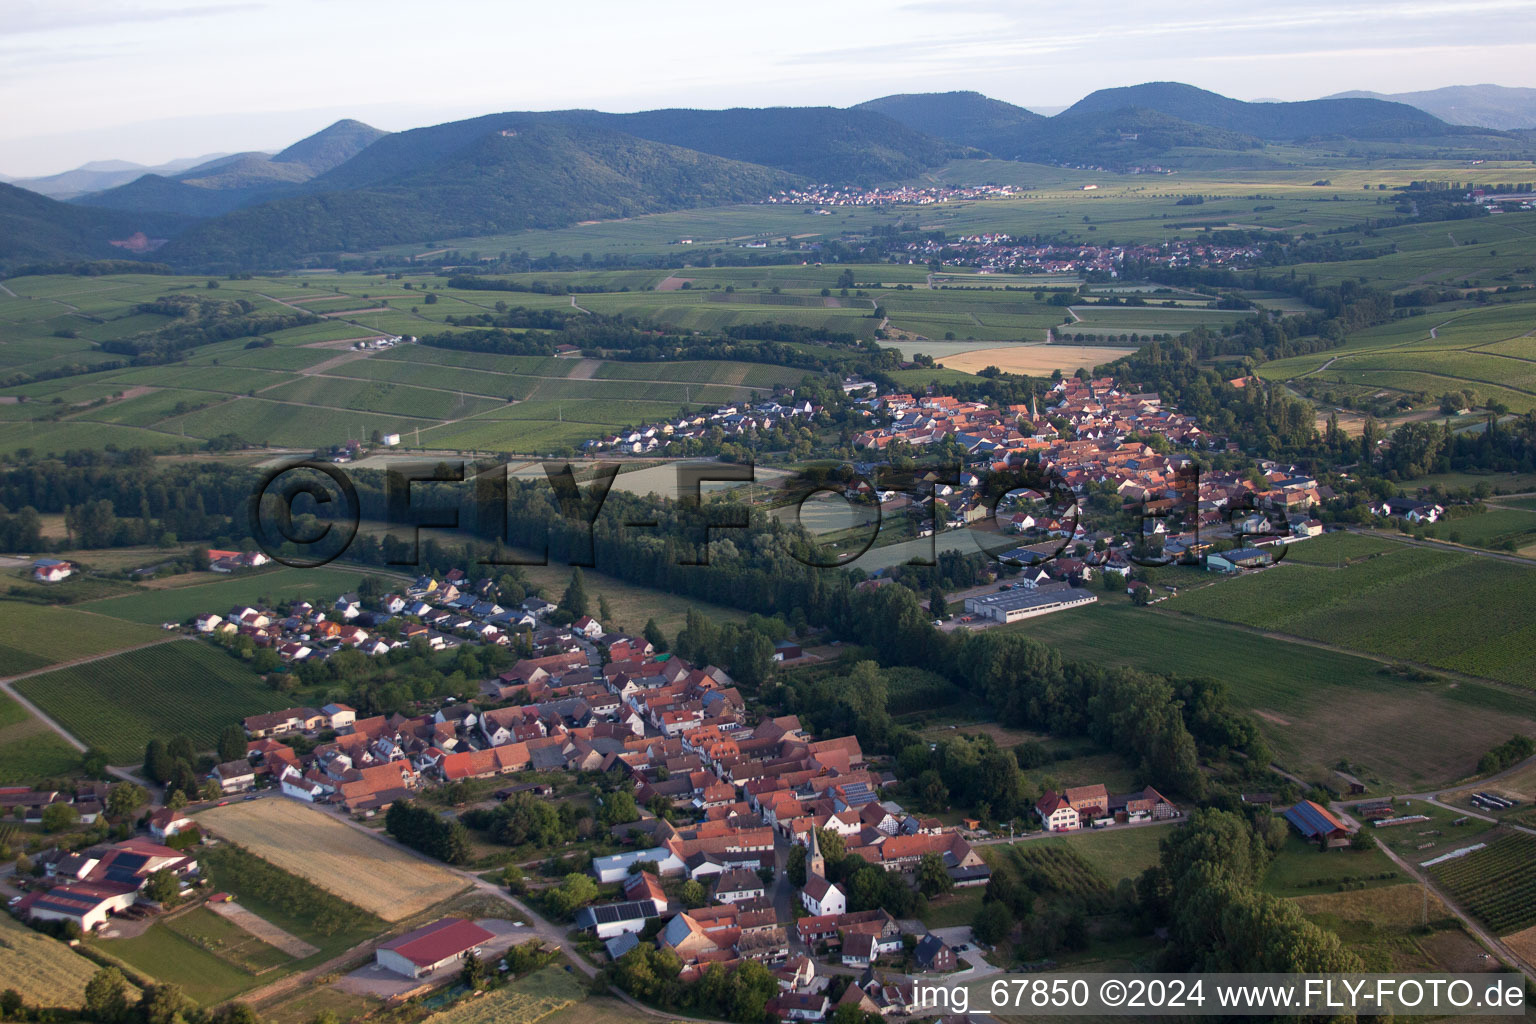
[800,873,846,917]
[711,867,766,905]
[572,616,603,638]
[1035,791,1079,832]
[914,934,957,972]
[321,703,357,730]
[772,641,803,662]
[147,808,194,842]
[1379,498,1443,524]
[375,917,495,978]
[770,992,830,1022]
[335,594,363,620]
[1284,800,1354,849]
[31,559,73,583]
[574,899,663,939]
[841,930,877,968]
[212,759,256,794]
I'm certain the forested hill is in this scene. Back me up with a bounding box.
[859,92,1262,162]
[0,182,188,268]
[160,124,799,269]
[1063,82,1467,140]
[311,106,955,190]
[853,91,1046,154]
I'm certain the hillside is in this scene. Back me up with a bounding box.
[75,119,386,217]
[857,91,1262,162]
[1064,82,1461,140]
[9,154,227,199]
[160,123,799,268]
[1327,85,1536,130]
[272,118,388,172]
[0,182,186,269]
[313,106,952,190]
[853,92,1045,154]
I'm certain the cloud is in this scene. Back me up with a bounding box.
[8,0,264,35]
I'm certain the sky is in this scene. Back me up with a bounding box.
[4,0,1536,177]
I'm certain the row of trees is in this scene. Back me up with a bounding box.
[384,800,472,865]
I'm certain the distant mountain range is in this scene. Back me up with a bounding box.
[76,119,388,218]
[1325,85,1536,130]
[6,154,230,199]
[0,82,1523,272]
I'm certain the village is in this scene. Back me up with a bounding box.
[901,235,1267,276]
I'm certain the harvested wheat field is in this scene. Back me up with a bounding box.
[1291,882,1450,927]
[0,911,132,1007]
[936,344,1131,376]
[197,800,467,921]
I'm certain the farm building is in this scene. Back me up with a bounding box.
[962,582,1097,623]
[1206,547,1272,573]
[19,884,136,932]
[573,899,663,940]
[375,917,494,978]
[1283,800,1353,849]
[31,558,73,583]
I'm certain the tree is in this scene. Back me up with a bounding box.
[972,901,1014,945]
[166,789,188,811]
[560,568,589,619]
[86,967,133,1023]
[679,879,706,908]
[787,844,807,887]
[208,1005,260,1024]
[598,594,614,624]
[461,950,486,989]
[601,790,640,827]
[916,851,952,897]
[107,783,148,820]
[143,738,169,784]
[135,985,194,1024]
[144,869,181,906]
[643,618,667,653]
[41,801,79,833]
[545,872,599,917]
[0,990,22,1020]
[218,724,248,763]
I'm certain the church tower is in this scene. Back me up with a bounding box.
[807,826,826,878]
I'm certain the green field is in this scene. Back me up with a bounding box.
[97,917,270,1005]
[14,642,291,761]
[0,600,163,675]
[80,566,376,624]
[1260,296,1536,416]
[1001,594,1536,788]
[1432,831,1536,936]
[1261,833,1404,898]
[1175,544,1536,687]
[0,691,81,783]
[161,907,293,974]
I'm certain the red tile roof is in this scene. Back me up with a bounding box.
[379,917,494,967]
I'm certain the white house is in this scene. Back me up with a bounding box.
[800,874,846,917]
[31,559,73,583]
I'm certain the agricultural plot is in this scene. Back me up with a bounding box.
[161,907,293,975]
[1260,298,1536,415]
[0,600,162,675]
[262,376,503,420]
[1432,831,1536,936]
[1421,507,1536,551]
[0,912,126,1009]
[14,641,289,762]
[82,565,370,624]
[1007,597,1536,789]
[936,344,1132,376]
[1064,306,1249,337]
[99,918,269,1005]
[0,692,83,783]
[993,842,1111,902]
[195,800,468,921]
[1174,547,1536,687]
[423,966,586,1024]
